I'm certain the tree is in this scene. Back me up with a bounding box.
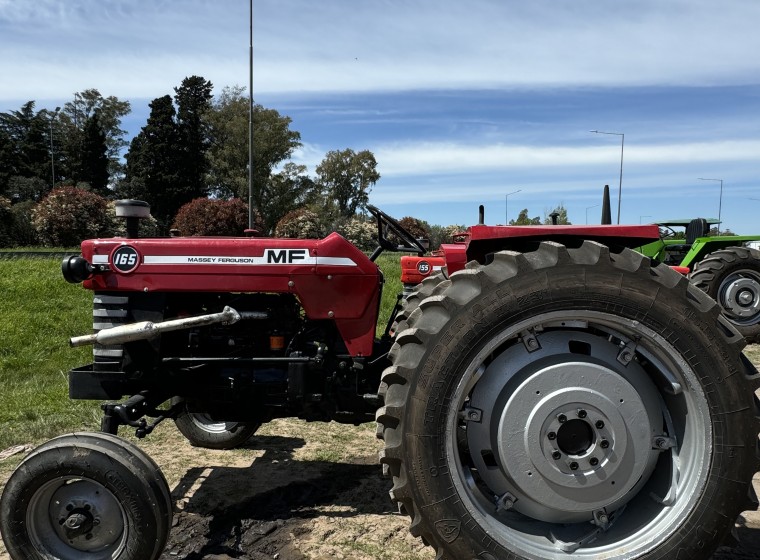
[78,112,110,194]
[204,87,303,227]
[121,95,182,228]
[510,208,541,225]
[60,89,131,181]
[0,127,15,196]
[544,204,572,225]
[206,86,250,199]
[174,76,213,202]
[251,103,302,209]
[428,224,466,250]
[316,149,380,218]
[709,227,737,236]
[0,197,13,246]
[0,102,51,197]
[258,163,318,233]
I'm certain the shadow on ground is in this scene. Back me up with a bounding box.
[160,435,396,560]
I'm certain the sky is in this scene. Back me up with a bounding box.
[1,0,760,232]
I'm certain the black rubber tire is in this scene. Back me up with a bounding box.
[0,432,170,560]
[377,241,760,560]
[80,431,173,531]
[690,246,760,343]
[174,401,260,449]
[393,271,449,334]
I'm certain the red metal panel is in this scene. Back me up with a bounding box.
[400,255,447,284]
[81,232,381,356]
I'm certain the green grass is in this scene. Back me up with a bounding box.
[0,259,101,449]
[375,252,403,335]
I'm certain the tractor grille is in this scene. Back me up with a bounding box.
[93,293,128,366]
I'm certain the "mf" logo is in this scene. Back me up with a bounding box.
[265,249,308,264]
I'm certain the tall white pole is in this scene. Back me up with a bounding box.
[248,0,254,229]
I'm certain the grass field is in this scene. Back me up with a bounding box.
[0,259,100,450]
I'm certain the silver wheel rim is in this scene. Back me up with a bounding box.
[189,412,243,434]
[446,310,710,558]
[718,269,760,325]
[27,477,127,559]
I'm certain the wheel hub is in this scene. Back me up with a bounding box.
[43,479,125,552]
[497,363,656,522]
[466,330,665,524]
[720,275,760,320]
[556,418,593,456]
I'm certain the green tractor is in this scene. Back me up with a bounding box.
[639,218,760,342]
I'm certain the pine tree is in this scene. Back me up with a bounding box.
[174,76,213,202]
[79,112,110,194]
[121,95,181,228]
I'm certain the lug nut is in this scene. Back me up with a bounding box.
[600,439,610,449]
[569,462,579,471]
[577,409,587,418]
[558,414,567,423]
[595,420,605,429]
[552,451,562,460]
[547,431,557,440]
[590,457,599,466]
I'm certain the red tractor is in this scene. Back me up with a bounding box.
[1,201,757,560]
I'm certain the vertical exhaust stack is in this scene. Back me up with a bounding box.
[479,205,485,225]
[601,185,612,225]
[115,200,151,238]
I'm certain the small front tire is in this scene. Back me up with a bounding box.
[0,432,170,560]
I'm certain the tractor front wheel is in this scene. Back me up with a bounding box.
[0,432,170,560]
[377,241,759,560]
[690,246,760,343]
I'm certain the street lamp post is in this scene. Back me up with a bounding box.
[591,130,625,224]
[505,189,522,224]
[49,107,60,189]
[586,204,599,225]
[697,178,723,234]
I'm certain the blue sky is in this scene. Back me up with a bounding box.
[2,0,759,231]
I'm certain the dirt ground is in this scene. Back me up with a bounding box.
[3,375,760,559]
[150,423,760,560]
[3,420,760,560]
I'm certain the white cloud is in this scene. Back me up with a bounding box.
[372,140,760,177]
[2,0,760,101]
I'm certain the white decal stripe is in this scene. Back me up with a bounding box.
[138,255,358,266]
[315,257,358,266]
[93,255,109,264]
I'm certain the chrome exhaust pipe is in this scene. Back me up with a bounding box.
[70,306,242,347]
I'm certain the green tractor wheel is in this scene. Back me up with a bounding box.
[690,246,760,344]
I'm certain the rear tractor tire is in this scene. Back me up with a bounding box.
[690,245,760,343]
[377,241,760,560]
[174,400,260,449]
[0,432,171,560]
